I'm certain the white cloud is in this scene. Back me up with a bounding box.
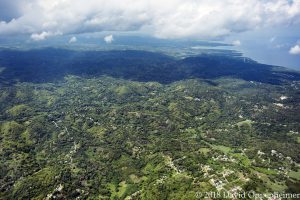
[30,31,62,41]
[0,0,300,39]
[104,34,114,44]
[232,40,241,46]
[69,36,77,43]
[289,44,300,55]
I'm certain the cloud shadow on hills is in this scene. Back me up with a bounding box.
[0,48,300,86]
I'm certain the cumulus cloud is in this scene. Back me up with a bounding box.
[69,36,77,43]
[232,40,241,46]
[30,31,62,41]
[0,0,300,39]
[104,35,114,44]
[289,44,300,55]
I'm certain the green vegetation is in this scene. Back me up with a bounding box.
[289,170,300,181]
[0,49,300,199]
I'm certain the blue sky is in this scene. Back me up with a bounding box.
[0,0,299,68]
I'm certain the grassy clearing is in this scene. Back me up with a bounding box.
[236,120,253,127]
[289,169,300,181]
[211,144,232,154]
[117,181,128,197]
[232,153,251,166]
[199,148,210,155]
[266,180,287,192]
[253,167,277,176]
